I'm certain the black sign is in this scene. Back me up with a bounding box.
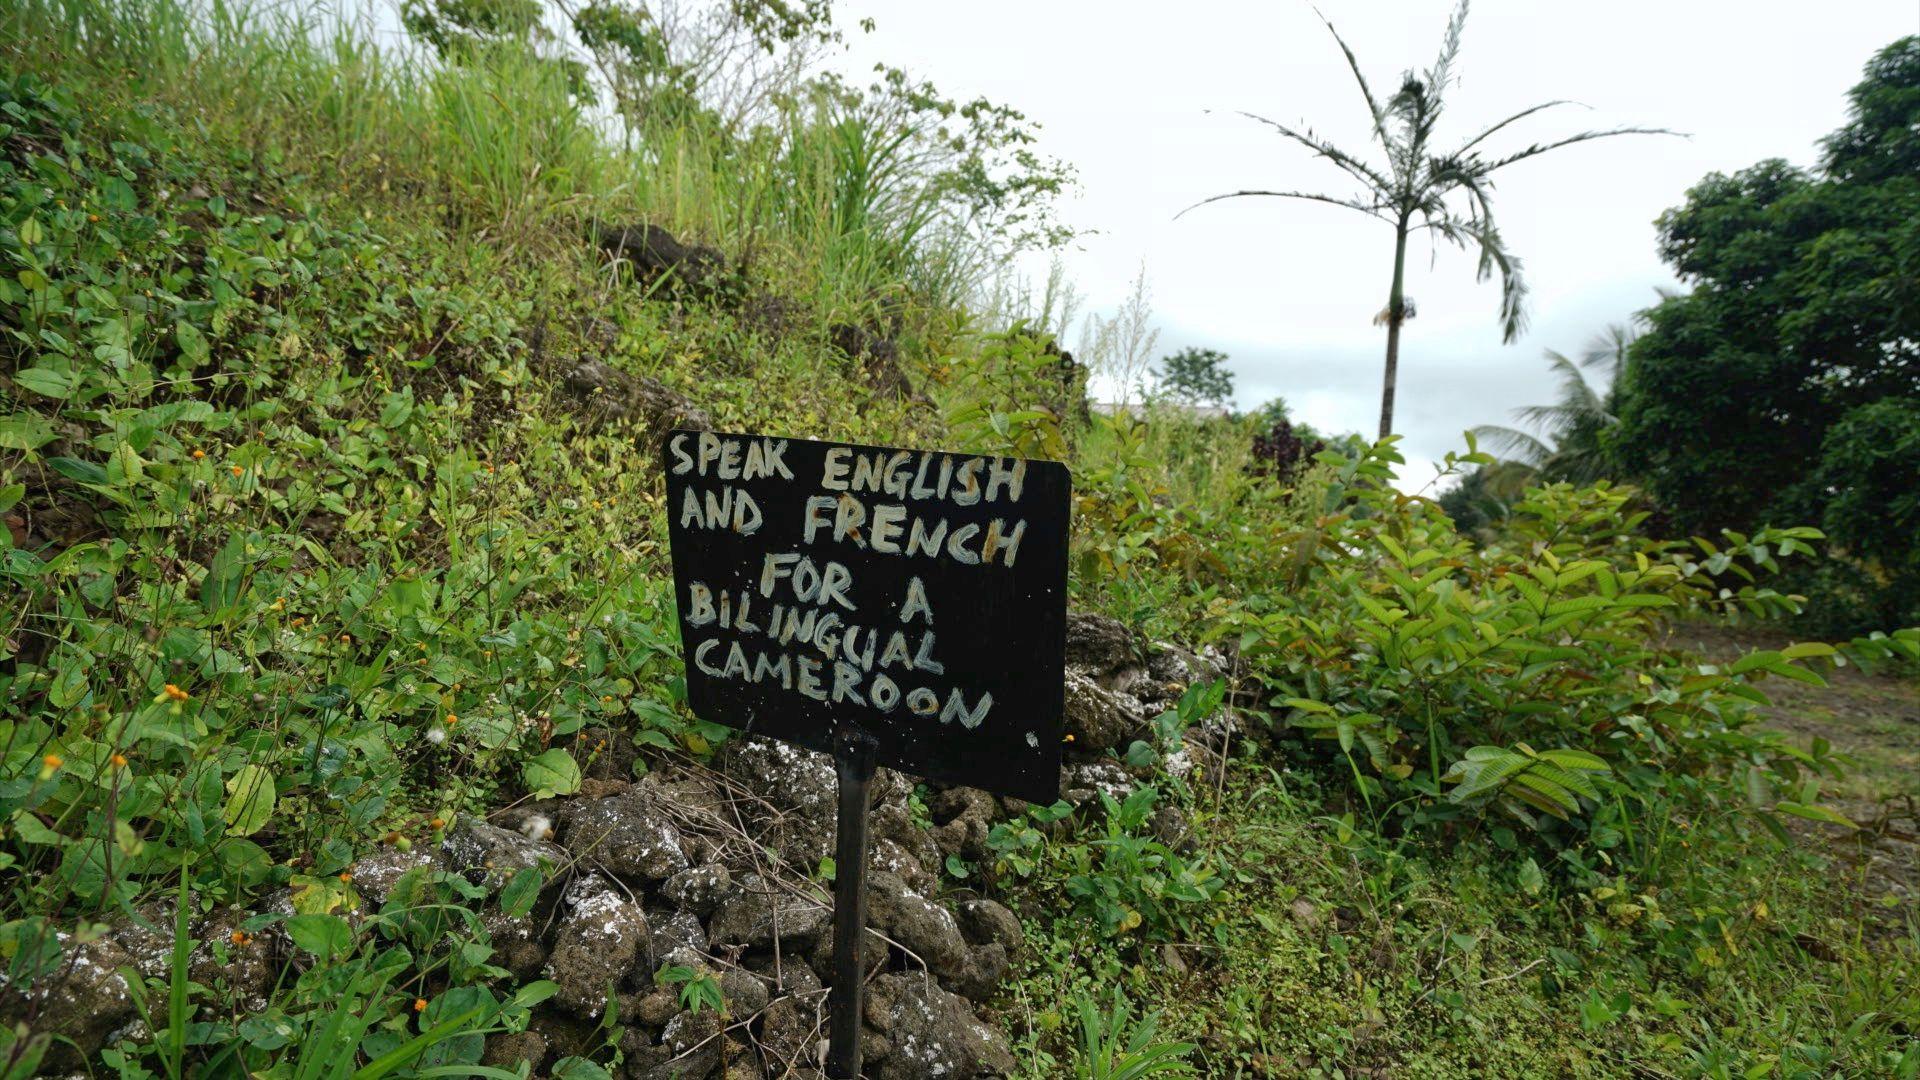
[663,430,1070,802]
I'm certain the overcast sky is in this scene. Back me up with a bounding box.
[838,1,1920,487]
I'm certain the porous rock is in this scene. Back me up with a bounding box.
[956,898,1023,953]
[1062,761,1137,808]
[633,988,683,1027]
[544,871,649,1018]
[482,1029,548,1068]
[864,871,968,983]
[862,973,1015,1079]
[828,321,914,400]
[721,966,771,1017]
[747,953,824,997]
[718,738,838,863]
[1146,642,1219,691]
[1063,671,1148,755]
[646,1007,725,1079]
[483,910,551,982]
[758,994,822,1072]
[194,906,279,1011]
[649,908,710,968]
[929,786,998,862]
[560,358,713,440]
[0,929,137,1070]
[661,863,732,917]
[946,942,1011,1002]
[442,818,569,891]
[871,803,940,876]
[870,836,937,896]
[595,222,726,295]
[1065,610,1134,672]
[349,844,447,906]
[560,790,690,883]
[705,873,830,948]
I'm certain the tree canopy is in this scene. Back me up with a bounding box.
[1610,35,1920,631]
[1154,346,1235,407]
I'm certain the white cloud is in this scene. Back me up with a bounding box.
[838,0,1915,486]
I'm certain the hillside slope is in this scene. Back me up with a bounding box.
[1,3,1915,1078]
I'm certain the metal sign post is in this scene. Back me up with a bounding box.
[826,726,876,1078]
[662,429,1069,1080]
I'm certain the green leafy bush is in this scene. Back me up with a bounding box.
[1062,785,1225,941]
[1207,438,1917,859]
[1071,987,1195,1079]
[104,866,558,1077]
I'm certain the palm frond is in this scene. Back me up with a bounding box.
[1425,0,1470,97]
[1543,349,1605,415]
[1469,423,1552,467]
[1429,215,1527,342]
[1580,322,1637,372]
[1484,125,1682,174]
[1232,111,1392,193]
[1453,99,1583,157]
[1174,188,1388,223]
[1311,4,1392,153]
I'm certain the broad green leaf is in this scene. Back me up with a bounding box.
[1518,858,1544,897]
[0,413,58,451]
[175,321,210,366]
[47,457,108,486]
[497,866,543,916]
[1780,641,1837,660]
[223,765,276,837]
[1773,802,1856,829]
[12,366,72,399]
[550,1058,614,1080]
[285,913,353,958]
[521,749,580,799]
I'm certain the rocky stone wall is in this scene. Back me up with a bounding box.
[5,611,1234,1078]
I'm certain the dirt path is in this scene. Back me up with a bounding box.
[1666,621,1920,915]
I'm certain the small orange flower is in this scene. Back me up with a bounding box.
[163,684,189,702]
[338,634,351,644]
[110,753,129,768]
[230,930,250,946]
[42,753,62,770]
[429,817,446,829]
[191,449,205,460]
[230,465,243,477]
[413,998,428,1012]
[289,617,305,628]
[337,872,353,883]
[443,713,458,726]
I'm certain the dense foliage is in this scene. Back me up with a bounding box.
[1610,36,1920,634]
[0,1,1915,1077]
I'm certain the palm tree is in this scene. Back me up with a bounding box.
[1179,1,1674,440]
[1472,321,1636,489]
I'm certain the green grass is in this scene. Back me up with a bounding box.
[1004,762,1919,1078]
[1,1,1916,1077]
